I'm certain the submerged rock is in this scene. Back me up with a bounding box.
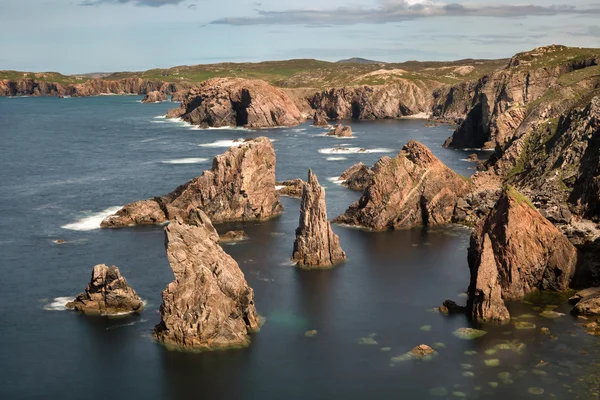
[334,140,471,230]
[102,137,283,227]
[142,90,167,103]
[219,230,248,242]
[467,186,577,323]
[339,162,375,191]
[453,327,487,340]
[292,170,346,268]
[327,124,353,137]
[276,178,306,198]
[166,77,304,128]
[66,264,143,315]
[154,209,260,350]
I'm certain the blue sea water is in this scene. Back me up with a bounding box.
[0,96,598,400]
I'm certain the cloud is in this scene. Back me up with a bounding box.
[210,0,600,26]
[569,25,600,37]
[81,0,186,6]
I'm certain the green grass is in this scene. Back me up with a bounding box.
[505,184,536,209]
[557,65,600,86]
[511,45,600,72]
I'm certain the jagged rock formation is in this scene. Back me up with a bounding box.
[313,110,329,127]
[219,230,248,242]
[142,90,167,103]
[308,81,437,120]
[339,162,375,191]
[334,140,471,231]
[154,209,260,350]
[66,264,143,315]
[467,187,578,323]
[170,90,188,103]
[292,170,346,268]
[0,77,186,97]
[441,45,600,150]
[166,78,304,128]
[276,179,306,198]
[101,137,282,227]
[327,124,353,137]
[571,288,600,315]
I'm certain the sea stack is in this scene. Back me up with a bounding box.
[141,90,167,103]
[334,140,471,230]
[313,111,329,127]
[101,137,283,227]
[327,124,353,137]
[154,209,261,350]
[292,170,346,268]
[66,264,143,315]
[467,186,578,323]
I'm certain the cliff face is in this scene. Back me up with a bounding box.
[292,170,346,268]
[154,209,260,350]
[441,46,600,150]
[334,140,471,231]
[467,187,578,323]
[66,264,143,315]
[308,80,438,120]
[0,77,187,97]
[101,137,283,227]
[166,78,304,128]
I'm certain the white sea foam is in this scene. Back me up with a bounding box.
[199,139,245,148]
[318,147,393,155]
[61,206,122,231]
[153,115,167,119]
[327,177,345,185]
[326,157,348,161]
[161,157,208,165]
[275,185,285,190]
[43,297,72,311]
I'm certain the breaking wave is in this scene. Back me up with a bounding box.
[61,206,122,231]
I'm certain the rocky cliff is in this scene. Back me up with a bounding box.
[154,209,260,350]
[334,140,471,231]
[440,46,600,150]
[0,77,187,97]
[66,264,143,315]
[292,170,346,268]
[166,78,304,128]
[467,186,578,323]
[101,137,282,227]
[142,90,168,103]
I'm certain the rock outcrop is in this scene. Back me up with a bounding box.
[313,110,329,127]
[327,124,353,137]
[292,170,346,268]
[334,140,471,230]
[101,137,283,227]
[0,77,186,97]
[571,288,600,315]
[154,209,260,350]
[165,78,304,128]
[66,264,143,315]
[276,179,306,198]
[219,230,248,242]
[467,186,578,323]
[142,90,167,103]
[339,162,375,191]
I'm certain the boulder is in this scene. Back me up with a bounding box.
[438,300,467,315]
[154,209,260,350]
[339,162,375,191]
[219,230,248,242]
[571,287,600,315]
[66,264,143,315]
[334,140,471,230]
[276,179,306,198]
[101,137,283,227]
[327,124,353,137]
[165,78,304,128]
[467,186,578,323]
[410,344,436,358]
[142,90,167,103]
[292,170,346,268]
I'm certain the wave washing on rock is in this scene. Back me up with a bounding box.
[43,297,74,311]
[198,139,246,148]
[326,157,348,161]
[318,147,393,155]
[101,137,282,227]
[161,158,208,165]
[61,206,123,231]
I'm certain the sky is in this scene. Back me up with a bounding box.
[0,0,599,74]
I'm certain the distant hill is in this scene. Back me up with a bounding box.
[336,57,387,65]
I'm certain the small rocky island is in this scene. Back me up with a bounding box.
[66,264,144,315]
[142,90,167,103]
[154,209,260,350]
[327,124,353,137]
[292,170,346,268]
[101,137,282,227]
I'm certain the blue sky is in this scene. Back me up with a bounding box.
[0,0,599,74]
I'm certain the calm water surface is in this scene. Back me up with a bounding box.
[0,96,598,400]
